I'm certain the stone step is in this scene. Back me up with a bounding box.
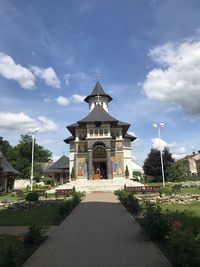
[48,179,142,193]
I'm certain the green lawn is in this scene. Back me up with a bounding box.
[161,201,200,229]
[0,193,18,202]
[0,205,62,226]
[162,201,200,215]
[146,182,200,194]
[181,187,200,194]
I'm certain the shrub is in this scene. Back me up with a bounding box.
[72,192,82,207]
[141,202,170,240]
[59,192,84,216]
[59,200,73,216]
[10,192,17,197]
[72,186,76,194]
[25,224,47,244]
[25,192,39,202]
[159,185,172,196]
[0,235,24,266]
[71,167,75,180]
[169,227,200,266]
[50,179,55,187]
[133,171,142,177]
[125,165,129,177]
[115,189,141,214]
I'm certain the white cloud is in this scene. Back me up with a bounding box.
[0,52,35,89]
[151,137,176,151]
[64,72,92,86]
[37,116,58,132]
[0,112,58,133]
[72,94,86,103]
[56,96,70,106]
[143,40,200,116]
[31,66,61,88]
[151,137,188,159]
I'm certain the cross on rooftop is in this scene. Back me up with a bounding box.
[96,71,101,81]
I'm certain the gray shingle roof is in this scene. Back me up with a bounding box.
[124,133,137,142]
[63,136,74,144]
[78,104,117,123]
[84,81,112,103]
[44,155,69,173]
[0,150,19,174]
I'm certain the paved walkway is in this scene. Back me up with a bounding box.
[23,193,171,267]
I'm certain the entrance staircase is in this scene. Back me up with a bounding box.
[49,178,142,193]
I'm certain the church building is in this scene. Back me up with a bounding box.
[64,82,136,180]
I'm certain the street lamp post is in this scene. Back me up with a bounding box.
[153,123,165,187]
[27,128,38,191]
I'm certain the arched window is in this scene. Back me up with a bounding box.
[90,129,93,136]
[93,146,106,158]
[99,128,103,136]
[94,129,98,136]
[104,129,108,136]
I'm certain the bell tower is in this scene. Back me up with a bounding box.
[84,81,112,112]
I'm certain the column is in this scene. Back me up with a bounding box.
[106,149,112,179]
[88,149,93,180]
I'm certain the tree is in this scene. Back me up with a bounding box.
[0,135,52,179]
[14,134,52,178]
[0,137,13,160]
[166,161,188,182]
[133,171,142,177]
[125,165,129,177]
[71,167,75,181]
[143,148,174,182]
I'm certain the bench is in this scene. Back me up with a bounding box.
[124,185,161,193]
[55,189,73,199]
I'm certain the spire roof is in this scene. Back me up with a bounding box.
[84,81,112,103]
[0,150,19,174]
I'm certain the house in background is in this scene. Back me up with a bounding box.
[181,151,200,175]
[0,150,19,192]
[43,155,69,185]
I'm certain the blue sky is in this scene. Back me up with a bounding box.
[0,0,200,164]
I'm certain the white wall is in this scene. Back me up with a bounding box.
[14,179,30,189]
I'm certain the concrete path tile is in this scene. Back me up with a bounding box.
[23,193,171,267]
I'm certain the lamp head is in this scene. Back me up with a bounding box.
[160,123,165,128]
[27,128,39,134]
[153,123,158,128]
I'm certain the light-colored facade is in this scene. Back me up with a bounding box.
[181,151,200,174]
[64,82,136,180]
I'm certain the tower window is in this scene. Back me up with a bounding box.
[94,129,98,136]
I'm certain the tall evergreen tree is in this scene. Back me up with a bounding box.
[143,148,174,182]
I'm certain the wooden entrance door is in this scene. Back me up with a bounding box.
[93,162,101,180]
[93,162,107,179]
